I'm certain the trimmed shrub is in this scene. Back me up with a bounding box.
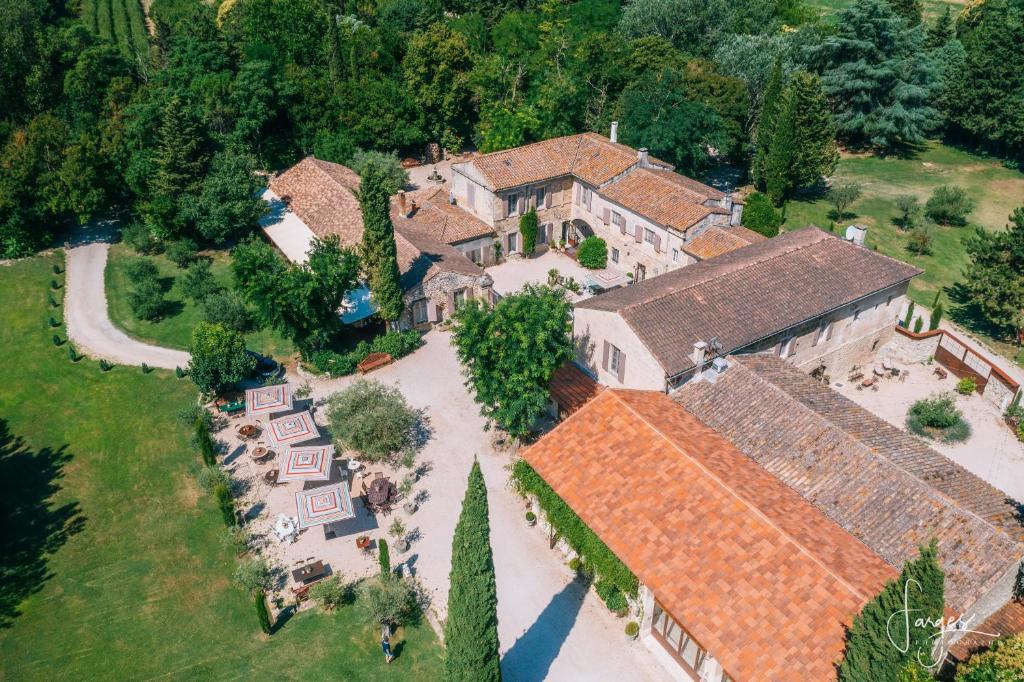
[595,580,627,613]
[743,192,782,238]
[902,301,915,328]
[929,302,943,330]
[164,239,199,267]
[511,458,638,596]
[99,359,113,371]
[625,621,640,637]
[308,331,422,376]
[913,316,924,333]
[255,590,272,634]
[197,465,231,492]
[519,208,538,255]
[195,416,217,466]
[50,279,62,290]
[124,257,160,283]
[128,277,166,321]
[906,227,932,255]
[907,393,971,443]
[378,539,391,579]
[577,236,608,269]
[175,366,186,378]
[48,316,61,328]
[956,376,977,395]
[182,259,224,304]
[52,334,63,346]
[141,362,152,374]
[925,185,975,226]
[201,291,251,332]
[215,483,237,526]
[49,295,60,308]
[68,346,80,362]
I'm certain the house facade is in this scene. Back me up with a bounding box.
[261,156,493,331]
[572,227,922,391]
[450,130,743,280]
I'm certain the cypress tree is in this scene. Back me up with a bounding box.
[146,96,208,238]
[789,72,839,191]
[378,538,391,579]
[255,590,272,634]
[764,87,798,205]
[929,301,943,330]
[444,461,501,682]
[518,208,538,255]
[752,58,785,190]
[838,540,945,682]
[924,6,954,48]
[357,164,405,324]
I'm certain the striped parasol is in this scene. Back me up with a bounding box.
[245,385,293,416]
[294,483,355,529]
[266,410,320,446]
[277,445,335,483]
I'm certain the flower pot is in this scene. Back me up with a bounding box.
[396,538,410,553]
[403,501,418,515]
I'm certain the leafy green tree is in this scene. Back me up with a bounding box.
[229,60,278,158]
[143,96,209,238]
[895,195,921,229]
[355,576,418,627]
[325,379,419,462]
[743,192,782,237]
[519,208,538,256]
[682,61,751,163]
[349,151,409,196]
[187,322,256,395]
[942,0,1024,161]
[962,207,1024,336]
[924,185,975,226]
[232,235,359,352]
[955,633,1024,682]
[816,0,939,151]
[128,277,167,321]
[357,163,404,323]
[444,460,501,682]
[618,0,735,59]
[201,291,251,332]
[403,21,475,151]
[838,540,945,682]
[616,68,726,177]
[829,182,863,220]
[182,258,223,303]
[452,284,573,437]
[577,236,607,269]
[189,148,266,244]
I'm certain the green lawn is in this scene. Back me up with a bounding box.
[0,254,443,680]
[781,141,1024,365]
[804,0,963,21]
[105,243,295,360]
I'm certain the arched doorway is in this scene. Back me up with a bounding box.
[565,219,594,247]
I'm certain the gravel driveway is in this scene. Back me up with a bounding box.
[64,241,190,370]
[304,332,668,682]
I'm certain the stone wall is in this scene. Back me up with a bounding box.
[882,328,942,365]
[398,271,486,330]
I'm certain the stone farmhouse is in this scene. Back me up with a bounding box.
[573,226,922,390]
[260,156,494,331]
[450,129,746,280]
[526,354,1024,681]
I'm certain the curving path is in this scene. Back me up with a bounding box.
[64,241,190,370]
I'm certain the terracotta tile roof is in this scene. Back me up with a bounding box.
[683,225,766,260]
[600,168,717,232]
[576,227,923,378]
[549,362,603,416]
[395,186,495,245]
[269,157,363,247]
[948,601,1024,660]
[268,157,483,287]
[465,133,670,191]
[674,354,1024,613]
[524,389,896,682]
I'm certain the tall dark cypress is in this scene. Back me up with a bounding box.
[444,461,501,682]
[838,540,945,682]
[752,58,785,190]
[357,164,404,323]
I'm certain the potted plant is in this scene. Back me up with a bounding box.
[390,518,409,552]
[625,622,639,640]
[525,511,537,527]
[355,535,371,550]
[399,479,417,514]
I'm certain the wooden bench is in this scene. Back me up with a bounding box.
[357,352,393,374]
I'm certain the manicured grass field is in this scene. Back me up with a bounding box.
[0,254,442,680]
[782,141,1024,364]
[81,0,148,60]
[105,243,295,360]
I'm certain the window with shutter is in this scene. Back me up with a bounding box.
[603,207,610,225]
[601,341,610,371]
[517,196,525,214]
[467,183,476,209]
[544,187,552,208]
[535,186,545,208]
[634,226,642,243]
[616,351,626,383]
[653,234,662,252]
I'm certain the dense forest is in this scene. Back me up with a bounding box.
[1,0,1022,259]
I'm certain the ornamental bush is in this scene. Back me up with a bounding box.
[907,393,972,443]
[164,238,198,267]
[519,208,538,255]
[233,557,272,594]
[197,465,231,492]
[308,331,422,376]
[743,192,782,238]
[956,376,977,395]
[309,575,349,610]
[355,576,418,626]
[325,380,420,462]
[255,590,272,634]
[925,185,975,226]
[214,483,237,526]
[577,236,607,269]
[955,633,1024,681]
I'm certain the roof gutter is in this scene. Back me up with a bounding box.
[662,276,918,386]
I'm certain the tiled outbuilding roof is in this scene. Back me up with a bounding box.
[600,168,718,232]
[683,225,766,260]
[948,601,1024,660]
[267,157,484,288]
[576,227,923,378]
[674,354,1024,613]
[524,388,896,682]
[395,186,495,245]
[548,362,602,416]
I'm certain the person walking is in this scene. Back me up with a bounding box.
[381,634,394,663]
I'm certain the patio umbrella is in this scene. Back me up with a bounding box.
[245,385,293,416]
[265,410,320,447]
[294,483,355,529]
[277,445,335,483]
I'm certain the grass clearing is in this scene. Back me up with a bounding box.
[105,243,295,360]
[804,0,963,21]
[781,141,1024,365]
[0,254,443,680]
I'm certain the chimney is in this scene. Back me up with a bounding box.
[692,341,708,367]
[408,199,418,217]
[637,147,649,168]
[610,121,619,144]
[398,191,406,215]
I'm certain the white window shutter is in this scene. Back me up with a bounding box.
[654,233,662,253]
[427,300,439,322]
[517,196,525,214]
[634,226,642,243]
[575,185,581,205]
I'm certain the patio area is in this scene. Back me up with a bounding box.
[486,249,626,301]
[833,360,1024,502]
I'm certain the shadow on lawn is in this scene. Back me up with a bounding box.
[946,282,1017,347]
[0,418,84,628]
[501,579,587,680]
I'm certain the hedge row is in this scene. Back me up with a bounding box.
[308,330,422,376]
[511,458,638,597]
